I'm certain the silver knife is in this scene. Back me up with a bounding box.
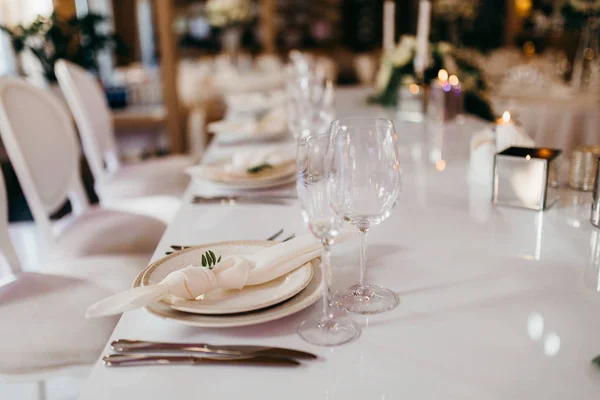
[110,339,317,360]
[103,353,300,367]
[192,195,295,205]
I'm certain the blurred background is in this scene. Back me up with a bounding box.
[0,0,596,220]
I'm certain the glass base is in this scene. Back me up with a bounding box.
[297,315,360,346]
[335,284,399,315]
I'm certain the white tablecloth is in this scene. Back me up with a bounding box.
[78,88,600,400]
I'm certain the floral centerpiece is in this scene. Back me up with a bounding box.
[369,35,495,121]
[0,13,123,83]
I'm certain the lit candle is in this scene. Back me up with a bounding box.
[414,0,431,78]
[495,111,534,152]
[383,1,396,51]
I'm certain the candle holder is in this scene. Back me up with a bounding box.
[427,71,463,122]
[492,146,562,211]
[569,146,600,191]
[397,83,426,122]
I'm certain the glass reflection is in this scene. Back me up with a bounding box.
[543,332,561,357]
[584,230,600,292]
[527,312,544,341]
[527,312,561,357]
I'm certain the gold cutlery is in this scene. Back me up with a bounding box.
[110,339,317,360]
[103,353,300,367]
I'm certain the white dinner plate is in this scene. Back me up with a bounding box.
[140,241,313,315]
[186,161,296,190]
[134,249,322,328]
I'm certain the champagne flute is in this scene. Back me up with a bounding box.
[328,118,402,314]
[296,134,360,346]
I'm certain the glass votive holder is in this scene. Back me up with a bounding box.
[569,146,600,191]
[397,83,426,122]
[493,146,562,211]
[426,80,462,123]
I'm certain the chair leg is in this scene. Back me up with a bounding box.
[36,380,47,400]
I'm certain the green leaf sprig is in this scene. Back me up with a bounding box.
[247,163,273,174]
[200,250,221,269]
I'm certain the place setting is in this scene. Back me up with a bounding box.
[86,115,404,370]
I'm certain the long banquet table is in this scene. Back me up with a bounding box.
[79,87,600,399]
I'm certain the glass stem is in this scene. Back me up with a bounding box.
[359,228,368,292]
[320,238,334,320]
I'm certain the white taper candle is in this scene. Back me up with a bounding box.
[414,0,431,78]
[383,0,396,50]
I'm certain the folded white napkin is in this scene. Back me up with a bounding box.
[86,233,353,317]
[208,106,286,137]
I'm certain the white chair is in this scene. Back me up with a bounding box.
[0,77,166,259]
[0,171,148,400]
[54,60,195,207]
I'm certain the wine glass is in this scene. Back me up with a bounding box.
[327,118,402,314]
[296,134,360,346]
[286,75,331,139]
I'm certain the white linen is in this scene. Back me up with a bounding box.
[491,94,600,154]
[77,88,600,400]
[86,233,352,317]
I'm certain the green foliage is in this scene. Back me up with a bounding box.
[0,12,127,82]
[369,43,495,122]
[200,250,222,269]
[247,163,273,174]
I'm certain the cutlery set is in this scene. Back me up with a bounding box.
[165,229,295,255]
[104,340,317,368]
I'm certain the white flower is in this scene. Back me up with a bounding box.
[375,61,393,93]
[437,41,453,55]
[398,35,416,49]
[389,46,413,67]
[387,35,415,67]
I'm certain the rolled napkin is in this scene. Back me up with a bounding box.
[86,233,353,317]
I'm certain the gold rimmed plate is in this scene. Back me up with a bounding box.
[139,240,314,316]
